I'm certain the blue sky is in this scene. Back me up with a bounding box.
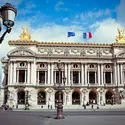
[0,0,125,84]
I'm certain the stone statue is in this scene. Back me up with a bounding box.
[19,27,31,40]
[116,28,125,43]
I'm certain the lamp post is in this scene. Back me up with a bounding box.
[0,3,17,44]
[25,90,29,110]
[54,60,66,119]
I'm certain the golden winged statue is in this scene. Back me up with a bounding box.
[116,28,125,43]
[19,27,31,40]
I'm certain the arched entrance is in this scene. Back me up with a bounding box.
[17,90,25,104]
[72,91,80,105]
[89,91,97,104]
[37,91,46,105]
[105,91,113,104]
[55,91,63,105]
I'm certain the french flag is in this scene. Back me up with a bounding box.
[83,32,92,39]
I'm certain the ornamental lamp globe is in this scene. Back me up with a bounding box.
[1,3,17,28]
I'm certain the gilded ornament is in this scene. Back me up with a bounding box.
[19,27,31,40]
[116,28,125,43]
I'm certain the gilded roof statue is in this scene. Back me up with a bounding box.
[19,27,31,40]
[116,28,125,43]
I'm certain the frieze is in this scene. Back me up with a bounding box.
[8,48,35,57]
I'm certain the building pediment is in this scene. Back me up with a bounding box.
[7,47,35,57]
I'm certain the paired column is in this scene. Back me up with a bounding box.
[97,64,100,85]
[81,63,84,85]
[47,63,50,85]
[50,63,54,85]
[68,63,71,85]
[117,64,120,86]
[120,64,123,85]
[84,64,87,85]
[100,64,103,85]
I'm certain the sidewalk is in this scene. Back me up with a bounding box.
[13,105,125,112]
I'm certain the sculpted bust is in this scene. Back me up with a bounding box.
[116,28,125,43]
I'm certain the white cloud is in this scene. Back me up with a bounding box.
[55,1,68,11]
[90,18,123,43]
[79,9,111,21]
[63,17,69,22]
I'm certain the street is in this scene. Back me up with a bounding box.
[0,110,125,125]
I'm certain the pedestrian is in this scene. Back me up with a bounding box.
[48,104,50,109]
[91,104,94,109]
[51,105,52,109]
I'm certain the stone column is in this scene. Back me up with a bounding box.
[27,62,30,84]
[13,62,16,84]
[45,71,47,84]
[17,70,19,83]
[9,62,13,85]
[12,62,14,84]
[31,59,36,85]
[101,64,103,85]
[79,71,80,84]
[117,64,120,86]
[47,63,50,85]
[84,64,87,85]
[64,63,68,85]
[103,72,105,84]
[111,72,113,84]
[120,64,123,85]
[25,70,27,83]
[81,63,84,85]
[51,63,54,85]
[95,72,97,84]
[68,63,71,85]
[98,64,100,85]
[113,61,117,85]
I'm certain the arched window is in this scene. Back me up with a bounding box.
[90,64,94,68]
[17,90,25,104]
[20,62,25,67]
[89,91,97,104]
[37,91,46,105]
[40,63,45,68]
[105,91,113,104]
[105,64,110,69]
[73,64,78,68]
[72,91,80,105]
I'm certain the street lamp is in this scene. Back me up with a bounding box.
[25,90,29,110]
[0,3,17,44]
[54,60,66,119]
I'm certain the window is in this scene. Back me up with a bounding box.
[89,72,95,83]
[39,71,45,83]
[90,64,94,68]
[55,71,62,84]
[73,71,79,84]
[20,62,25,67]
[105,64,110,69]
[19,70,25,82]
[73,64,78,68]
[105,72,111,83]
[40,63,45,68]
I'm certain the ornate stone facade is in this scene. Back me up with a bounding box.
[1,40,125,109]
